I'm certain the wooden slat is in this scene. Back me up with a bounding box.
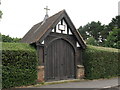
[45,38,75,81]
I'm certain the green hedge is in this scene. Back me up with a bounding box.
[2,43,37,89]
[83,45,119,79]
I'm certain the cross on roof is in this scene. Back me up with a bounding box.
[44,6,50,15]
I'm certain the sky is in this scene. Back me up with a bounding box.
[0,0,119,38]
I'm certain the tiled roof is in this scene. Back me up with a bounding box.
[21,10,86,49]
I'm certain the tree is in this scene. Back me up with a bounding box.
[1,34,21,43]
[105,28,120,49]
[13,37,21,42]
[109,15,120,29]
[0,10,2,18]
[0,0,3,19]
[78,21,107,46]
[78,15,120,47]
[86,36,99,46]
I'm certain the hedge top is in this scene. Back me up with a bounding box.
[1,42,36,51]
[87,45,119,52]
[1,42,119,52]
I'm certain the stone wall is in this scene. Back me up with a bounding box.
[37,66,44,82]
[37,65,85,82]
[76,65,85,79]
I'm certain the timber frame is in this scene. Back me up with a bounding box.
[21,9,86,81]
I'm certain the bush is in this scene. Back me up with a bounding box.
[83,45,119,79]
[1,43,37,89]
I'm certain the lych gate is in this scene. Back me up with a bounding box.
[21,9,86,82]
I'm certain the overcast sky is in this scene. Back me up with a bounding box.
[0,0,119,38]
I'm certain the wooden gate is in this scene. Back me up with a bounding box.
[45,38,75,81]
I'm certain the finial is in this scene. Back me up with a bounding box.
[44,6,50,16]
[43,6,50,23]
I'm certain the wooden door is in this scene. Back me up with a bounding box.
[45,39,75,81]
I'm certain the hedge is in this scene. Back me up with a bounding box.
[1,43,37,89]
[83,45,119,79]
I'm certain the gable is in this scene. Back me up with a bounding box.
[51,18,72,35]
[21,10,86,49]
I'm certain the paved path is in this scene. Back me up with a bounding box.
[33,77,119,88]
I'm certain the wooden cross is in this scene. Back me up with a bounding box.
[44,6,50,15]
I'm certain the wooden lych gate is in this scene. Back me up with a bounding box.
[21,10,86,81]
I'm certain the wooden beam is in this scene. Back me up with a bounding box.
[67,26,69,34]
[61,19,63,25]
[54,26,56,32]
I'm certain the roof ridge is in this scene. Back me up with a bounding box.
[33,10,65,34]
[49,9,65,18]
[21,9,86,49]
[35,10,65,42]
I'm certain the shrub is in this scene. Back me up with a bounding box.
[1,43,37,89]
[83,45,119,79]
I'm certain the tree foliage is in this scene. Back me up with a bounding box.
[105,28,120,49]
[0,10,3,18]
[109,15,120,29]
[78,15,120,49]
[86,37,98,46]
[78,21,107,46]
[1,34,21,43]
